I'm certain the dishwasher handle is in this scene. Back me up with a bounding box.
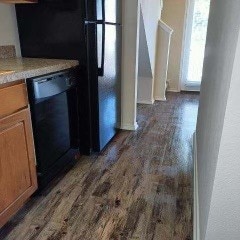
[31,72,76,100]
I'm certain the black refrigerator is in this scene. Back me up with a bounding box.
[16,0,122,154]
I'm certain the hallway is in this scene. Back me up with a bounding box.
[0,92,199,240]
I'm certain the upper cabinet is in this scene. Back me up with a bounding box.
[0,0,37,3]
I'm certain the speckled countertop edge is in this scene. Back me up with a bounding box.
[0,58,79,85]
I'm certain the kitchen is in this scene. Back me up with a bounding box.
[2,0,240,239]
[0,0,197,239]
[0,0,121,232]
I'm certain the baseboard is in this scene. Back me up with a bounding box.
[137,99,155,105]
[166,80,181,92]
[181,86,201,92]
[167,88,180,93]
[120,122,139,131]
[116,123,121,130]
[193,132,200,240]
[155,96,167,101]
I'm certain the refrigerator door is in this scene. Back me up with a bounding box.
[104,0,121,24]
[97,23,121,151]
[85,21,121,152]
[16,2,87,63]
[86,0,121,24]
[85,21,99,151]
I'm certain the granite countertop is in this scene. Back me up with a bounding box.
[0,58,79,85]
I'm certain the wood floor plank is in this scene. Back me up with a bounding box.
[0,92,199,240]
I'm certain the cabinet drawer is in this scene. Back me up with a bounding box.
[0,82,28,118]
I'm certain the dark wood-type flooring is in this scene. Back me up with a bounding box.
[0,92,199,240]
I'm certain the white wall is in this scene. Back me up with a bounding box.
[140,0,161,74]
[137,0,161,103]
[137,6,153,104]
[196,0,240,239]
[205,32,240,239]
[138,8,152,80]
[0,3,21,57]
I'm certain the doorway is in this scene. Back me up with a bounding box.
[181,0,211,91]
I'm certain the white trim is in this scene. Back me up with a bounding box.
[116,123,121,129]
[158,20,174,35]
[160,0,163,12]
[193,132,200,240]
[154,24,173,102]
[182,85,201,92]
[137,99,155,105]
[167,88,180,93]
[166,80,181,92]
[137,76,155,106]
[120,122,139,131]
[155,96,167,101]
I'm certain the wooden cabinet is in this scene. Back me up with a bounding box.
[0,82,37,228]
[0,82,28,118]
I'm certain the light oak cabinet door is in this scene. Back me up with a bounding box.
[0,109,37,228]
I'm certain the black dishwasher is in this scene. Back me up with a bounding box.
[27,69,79,189]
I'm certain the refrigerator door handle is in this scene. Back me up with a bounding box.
[84,20,105,77]
[97,0,105,77]
[98,22,105,77]
[102,0,106,22]
[85,20,104,24]
[104,22,122,26]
